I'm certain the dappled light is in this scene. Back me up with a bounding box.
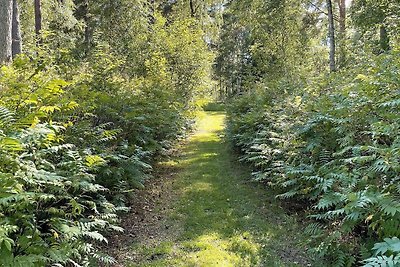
[126,113,312,267]
[0,0,398,266]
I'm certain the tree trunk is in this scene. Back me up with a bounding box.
[379,25,390,52]
[326,0,336,72]
[189,0,195,17]
[337,0,346,37]
[34,0,42,40]
[0,0,13,64]
[83,0,90,52]
[12,0,22,58]
[148,0,155,24]
[336,0,346,67]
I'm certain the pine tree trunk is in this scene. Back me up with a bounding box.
[34,0,42,40]
[336,0,346,67]
[12,0,22,58]
[326,0,336,72]
[83,0,90,52]
[0,0,13,64]
[148,0,155,24]
[189,0,195,17]
[379,25,390,52]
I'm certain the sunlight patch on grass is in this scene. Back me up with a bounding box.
[199,152,218,158]
[158,159,179,167]
[195,111,225,134]
[182,181,213,193]
[130,232,260,267]
[182,235,245,267]
[128,112,315,267]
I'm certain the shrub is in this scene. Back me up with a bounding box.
[226,50,400,265]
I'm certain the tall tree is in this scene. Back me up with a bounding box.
[189,0,196,17]
[12,0,22,57]
[83,0,90,51]
[350,0,397,53]
[379,24,390,52]
[326,0,336,71]
[34,0,42,39]
[0,0,13,64]
[336,0,346,66]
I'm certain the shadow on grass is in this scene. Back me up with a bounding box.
[128,113,317,267]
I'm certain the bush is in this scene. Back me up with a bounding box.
[202,102,226,112]
[0,107,122,266]
[0,14,211,264]
[226,50,400,265]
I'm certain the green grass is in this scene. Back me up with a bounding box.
[202,102,226,112]
[128,112,316,267]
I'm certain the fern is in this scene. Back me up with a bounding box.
[0,106,14,128]
[363,238,400,267]
[226,50,400,264]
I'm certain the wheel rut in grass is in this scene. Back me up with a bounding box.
[109,111,315,267]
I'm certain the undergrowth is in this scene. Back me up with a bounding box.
[226,50,400,266]
[0,12,211,266]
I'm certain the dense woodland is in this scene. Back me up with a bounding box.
[223,0,400,266]
[0,0,399,266]
[0,0,215,265]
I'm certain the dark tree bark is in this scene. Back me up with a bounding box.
[83,0,90,52]
[0,0,13,64]
[379,25,390,52]
[73,0,91,54]
[326,0,336,72]
[83,0,90,48]
[189,0,195,17]
[34,0,42,40]
[336,0,346,67]
[337,0,346,35]
[148,0,155,24]
[12,0,22,58]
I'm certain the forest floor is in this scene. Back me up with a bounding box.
[108,112,318,267]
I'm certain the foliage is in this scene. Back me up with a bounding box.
[219,0,400,263]
[363,237,400,267]
[128,113,313,267]
[0,0,215,265]
[202,102,226,112]
[0,106,122,266]
[226,49,400,265]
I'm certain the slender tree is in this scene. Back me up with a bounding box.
[351,0,392,53]
[189,0,196,17]
[34,0,42,39]
[73,0,91,53]
[0,0,13,64]
[12,0,22,57]
[83,0,90,51]
[336,0,346,66]
[379,24,390,52]
[148,0,155,24]
[326,0,336,72]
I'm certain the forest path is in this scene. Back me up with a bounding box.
[111,112,315,267]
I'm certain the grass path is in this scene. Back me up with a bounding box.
[116,112,315,266]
